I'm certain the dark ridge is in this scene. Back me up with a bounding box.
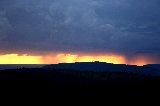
[43,62,160,76]
[0,67,160,100]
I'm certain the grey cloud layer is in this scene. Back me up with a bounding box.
[0,0,160,55]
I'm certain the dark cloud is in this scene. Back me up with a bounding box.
[0,0,160,57]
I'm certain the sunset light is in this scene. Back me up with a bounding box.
[0,53,153,66]
[0,54,43,64]
[42,53,127,64]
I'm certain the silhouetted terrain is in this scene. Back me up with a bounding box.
[44,62,160,76]
[0,67,160,100]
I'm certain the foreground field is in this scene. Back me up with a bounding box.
[0,68,159,99]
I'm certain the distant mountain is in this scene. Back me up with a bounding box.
[43,61,160,76]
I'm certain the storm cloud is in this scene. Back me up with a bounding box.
[0,0,160,58]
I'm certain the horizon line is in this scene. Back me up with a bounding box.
[0,61,159,66]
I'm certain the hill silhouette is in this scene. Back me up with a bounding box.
[43,61,160,76]
[0,62,160,100]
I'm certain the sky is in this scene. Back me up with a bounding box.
[0,0,160,65]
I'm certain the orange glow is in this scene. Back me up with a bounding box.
[0,53,155,66]
[42,53,156,66]
[133,61,147,66]
[75,55,126,64]
[43,53,127,64]
[129,60,147,66]
[0,54,43,64]
[128,56,154,66]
